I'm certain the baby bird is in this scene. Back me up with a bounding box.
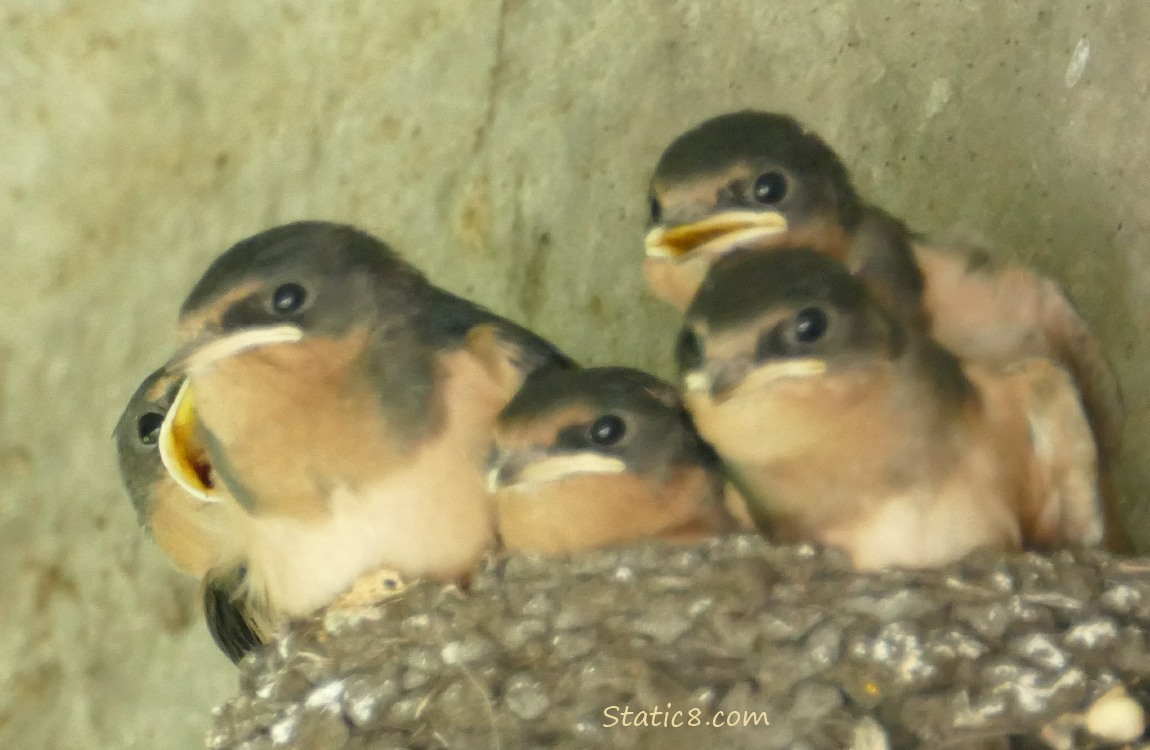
[646,110,1127,550]
[114,366,263,662]
[677,247,1106,570]
[115,366,241,579]
[489,367,736,554]
[154,221,574,652]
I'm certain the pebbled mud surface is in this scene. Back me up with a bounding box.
[208,536,1150,750]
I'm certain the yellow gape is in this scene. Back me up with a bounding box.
[159,380,216,502]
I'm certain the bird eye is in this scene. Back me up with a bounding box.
[752,171,788,204]
[588,414,626,446]
[272,283,308,314]
[793,307,829,343]
[675,328,704,372]
[137,411,164,445]
[649,195,663,224]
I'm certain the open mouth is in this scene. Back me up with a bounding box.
[158,380,217,502]
[488,452,627,492]
[157,325,305,502]
[644,211,789,260]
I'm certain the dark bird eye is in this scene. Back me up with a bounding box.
[752,171,788,204]
[649,195,663,224]
[137,411,164,445]
[675,328,704,373]
[272,283,307,314]
[793,307,829,343]
[588,414,626,446]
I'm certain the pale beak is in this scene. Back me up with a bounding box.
[170,325,304,373]
[645,211,789,260]
[488,451,628,492]
[684,357,828,401]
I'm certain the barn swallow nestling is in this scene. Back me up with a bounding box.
[114,366,265,662]
[646,109,1127,550]
[157,221,575,633]
[114,366,241,580]
[488,367,737,554]
[677,248,1106,570]
[644,110,925,325]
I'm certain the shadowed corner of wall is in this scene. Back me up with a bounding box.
[206,536,1150,750]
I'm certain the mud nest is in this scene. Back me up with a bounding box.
[207,536,1150,750]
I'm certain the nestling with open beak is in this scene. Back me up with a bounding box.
[677,247,1108,570]
[489,367,737,554]
[157,221,576,640]
[644,109,925,325]
[115,366,241,580]
[114,366,265,662]
[646,109,1127,550]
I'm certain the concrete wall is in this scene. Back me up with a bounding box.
[1,2,1147,747]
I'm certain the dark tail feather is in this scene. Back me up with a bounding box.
[202,567,266,664]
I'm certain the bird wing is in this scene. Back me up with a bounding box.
[1008,357,1106,548]
[423,287,578,388]
[914,243,1123,463]
[201,566,269,665]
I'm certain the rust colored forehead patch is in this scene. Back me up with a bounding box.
[654,164,752,208]
[178,280,263,341]
[700,308,796,362]
[496,404,598,452]
[141,368,184,407]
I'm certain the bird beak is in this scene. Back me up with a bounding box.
[683,364,747,402]
[684,358,827,402]
[645,211,789,260]
[169,325,305,374]
[157,380,218,503]
[157,325,303,504]
[487,450,627,492]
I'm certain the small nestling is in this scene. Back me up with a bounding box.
[114,366,264,662]
[677,247,1108,570]
[646,110,1127,550]
[489,367,736,554]
[645,110,925,325]
[155,221,576,645]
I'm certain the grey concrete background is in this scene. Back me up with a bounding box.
[1,2,1148,748]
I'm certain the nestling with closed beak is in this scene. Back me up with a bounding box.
[677,247,1108,570]
[490,366,737,554]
